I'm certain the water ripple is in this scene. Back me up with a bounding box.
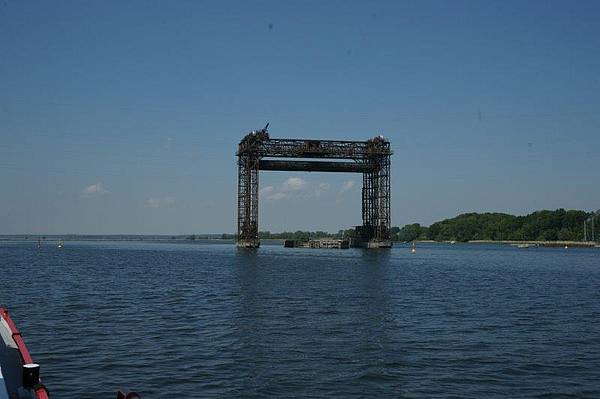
[0,241,599,398]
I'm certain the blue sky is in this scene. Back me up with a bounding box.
[1,1,599,234]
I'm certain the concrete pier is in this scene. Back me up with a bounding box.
[360,240,392,249]
[284,239,350,249]
[237,239,260,248]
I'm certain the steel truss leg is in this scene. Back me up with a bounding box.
[237,155,260,247]
[361,155,391,245]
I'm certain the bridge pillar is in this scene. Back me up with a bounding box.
[237,154,260,248]
[360,139,391,247]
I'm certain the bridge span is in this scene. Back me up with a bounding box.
[236,125,392,248]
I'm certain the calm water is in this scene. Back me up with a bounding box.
[1,241,599,398]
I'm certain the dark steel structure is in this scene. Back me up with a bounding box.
[236,126,392,248]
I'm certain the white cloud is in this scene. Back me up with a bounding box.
[144,196,176,208]
[340,180,355,193]
[259,186,275,196]
[81,183,108,197]
[260,185,288,201]
[282,177,308,192]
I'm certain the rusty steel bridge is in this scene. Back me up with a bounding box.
[236,125,392,248]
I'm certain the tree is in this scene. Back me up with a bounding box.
[422,209,587,242]
[396,223,424,242]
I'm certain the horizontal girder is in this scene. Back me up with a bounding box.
[238,134,392,160]
[259,160,374,173]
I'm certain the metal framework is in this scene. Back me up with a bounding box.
[236,126,392,248]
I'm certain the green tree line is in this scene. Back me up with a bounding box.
[417,209,591,242]
[215,209,595,243]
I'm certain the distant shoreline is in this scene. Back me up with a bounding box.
[417,239,599,248]
[0,235,226,242]
[1,236,598,248]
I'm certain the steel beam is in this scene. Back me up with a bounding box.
[259,160,373,173]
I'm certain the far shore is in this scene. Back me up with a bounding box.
[416,239,599,248]
[1,235,598,248]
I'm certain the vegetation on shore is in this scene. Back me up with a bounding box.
[219,209,594,243]
[422,209,591,242]
[6,209,594,244]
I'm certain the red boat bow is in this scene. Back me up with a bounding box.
[0,308,50,399]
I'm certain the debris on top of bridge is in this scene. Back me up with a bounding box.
[366,135,393,155]
[237,124,270,155]
[238,130,392,160]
